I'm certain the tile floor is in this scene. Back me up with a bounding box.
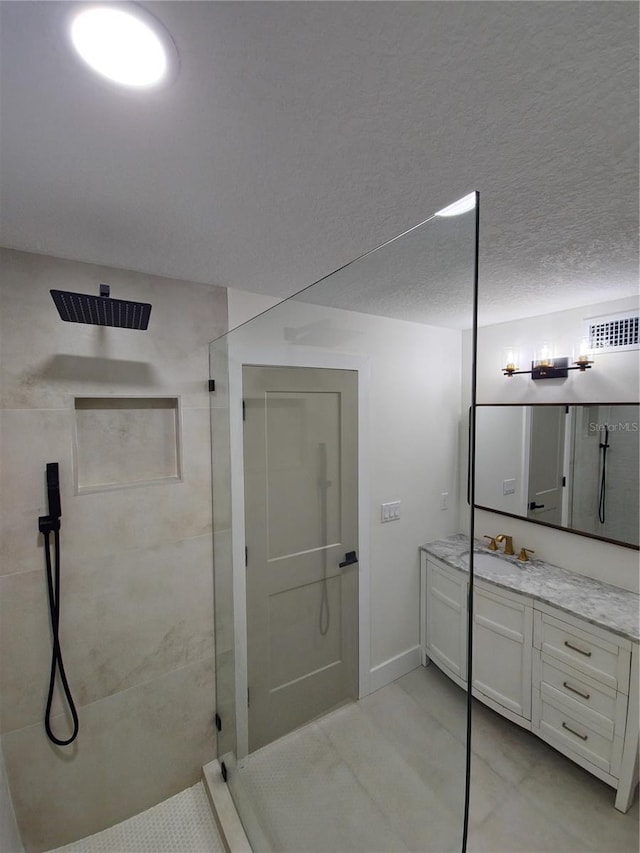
[228,663,639,853]
[48,783,224,853]
[47,664,638,853]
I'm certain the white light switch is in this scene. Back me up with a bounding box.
[503,479,516,496]
[381,501,401,522]
[440,492,449,510]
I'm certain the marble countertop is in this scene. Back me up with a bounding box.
[420,534,640,643]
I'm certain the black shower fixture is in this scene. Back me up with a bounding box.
[50,284,152,330]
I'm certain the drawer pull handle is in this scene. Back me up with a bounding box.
[563,681,590,700]
[562,721,588,741]
[564,640,592,657]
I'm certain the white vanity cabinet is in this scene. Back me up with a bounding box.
[420,547,639,812]
[422,555,533,726]
[423,556,468,686]
[472,581,533,725]
[531,603,638,812]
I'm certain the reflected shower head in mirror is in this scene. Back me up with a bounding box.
[50,284,151,330]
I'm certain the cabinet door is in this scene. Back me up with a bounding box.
[473,583,533,720]
[426,560,468,685]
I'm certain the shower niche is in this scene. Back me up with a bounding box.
[73,396,183,493]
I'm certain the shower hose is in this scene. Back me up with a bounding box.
[598,425,610,526]
[43,525,79,745]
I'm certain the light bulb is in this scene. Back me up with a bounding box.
[69,4,177,89]
[537,344,553,367]
[577,338,591,362]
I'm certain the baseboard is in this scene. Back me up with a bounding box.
[202,759,252,853]
[368,645,422,693]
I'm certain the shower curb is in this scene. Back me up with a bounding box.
[202,760,253,853]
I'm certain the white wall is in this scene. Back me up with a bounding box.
[475,406,527,515]
[464,296,640,593]
[476,296,639,404]
[227,289,281,330]
[220,291,464,679]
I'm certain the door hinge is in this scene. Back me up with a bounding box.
[565,405,569,414]
[562,476,566,487]
[215,712,222,732]
[220,761,228,782]
[209,380,216,393]
[245,546,248,567]
[242,399,246,421]
[247,687,250,707]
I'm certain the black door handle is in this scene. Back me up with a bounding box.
[529,501,545,510]
[339,550,358,568]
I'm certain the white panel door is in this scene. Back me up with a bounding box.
[243,366,359,751]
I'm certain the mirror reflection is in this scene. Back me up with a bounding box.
[476,404,639,548]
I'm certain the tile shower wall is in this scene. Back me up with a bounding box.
[0,248,227,852]
[0,749,22,853]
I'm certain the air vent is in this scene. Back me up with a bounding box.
[587,312,639,352]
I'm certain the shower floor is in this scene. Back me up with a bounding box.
[226,663,639,853]
[48,782,224,853]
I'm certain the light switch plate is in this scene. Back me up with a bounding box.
[503,479,516,496]
[381,501,401,522]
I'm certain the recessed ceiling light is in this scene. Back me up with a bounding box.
[434,192,477,218]
[68,3,178,90]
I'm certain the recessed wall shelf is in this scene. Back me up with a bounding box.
[74,396,182,493]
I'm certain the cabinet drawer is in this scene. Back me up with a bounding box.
[533,689,623,777]
[536,613,628,692]
[535,654,627,736]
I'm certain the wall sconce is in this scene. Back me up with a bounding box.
[502,341,594,379]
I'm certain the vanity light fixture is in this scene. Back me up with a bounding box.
[502,342,594,379]
[67,3,178,89]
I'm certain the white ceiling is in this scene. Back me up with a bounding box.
[0,1,638,328]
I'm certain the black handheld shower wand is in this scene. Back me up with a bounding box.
[38,463,79,745]
[598,426,610,525]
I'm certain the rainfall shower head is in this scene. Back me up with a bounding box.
[50,284,151,330]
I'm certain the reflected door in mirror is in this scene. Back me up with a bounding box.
[527,406,565,525]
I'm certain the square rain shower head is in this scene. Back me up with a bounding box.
[50,289,152,330]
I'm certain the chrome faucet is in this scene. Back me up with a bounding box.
[495,534,515,556]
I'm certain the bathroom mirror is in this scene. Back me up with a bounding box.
[475,403,640,549]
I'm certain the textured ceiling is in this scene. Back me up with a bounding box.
[0,1,638,328]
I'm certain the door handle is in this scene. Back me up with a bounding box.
[339,551,358,568]
[529,501,545,510]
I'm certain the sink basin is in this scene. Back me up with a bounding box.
[461,551,508,572]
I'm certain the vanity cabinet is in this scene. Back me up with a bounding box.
[531,604,637,811]
[422,555,533,726]
[424,557,468,686]
[472,582,533,724]
[420,548,639,812]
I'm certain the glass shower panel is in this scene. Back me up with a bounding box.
[210,196,478,853]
